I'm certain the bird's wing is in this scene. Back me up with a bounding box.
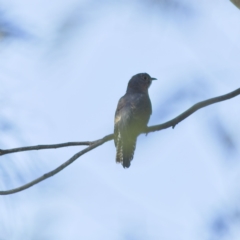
[114,94,151,142]
[114,96,131,127]
[114,95,134,143]
[114,94,152,168]
[114,95,136,167]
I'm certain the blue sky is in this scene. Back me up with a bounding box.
[0,0,240,239]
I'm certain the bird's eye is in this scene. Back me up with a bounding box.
[143,75,147,81]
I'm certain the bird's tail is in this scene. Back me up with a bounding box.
[116,134,136,168]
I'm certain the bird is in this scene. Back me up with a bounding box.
[114,73,157,168]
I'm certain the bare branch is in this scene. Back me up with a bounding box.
[146,87,240,133]
[0,134,113,195]
[0,87,239,195]
[0,141,92,156]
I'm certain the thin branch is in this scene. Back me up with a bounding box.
[0,134,113,195]
[0,141,92,156]
[146,87,240,132]
[0,87,239,195]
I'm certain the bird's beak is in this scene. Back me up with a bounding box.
[151,77,157,80]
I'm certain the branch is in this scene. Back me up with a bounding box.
[0,134,113,195]
[0,87,239,195]
[0,141,92,156]
[146,87,240,132]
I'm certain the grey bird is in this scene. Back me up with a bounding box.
[114,73,157,168]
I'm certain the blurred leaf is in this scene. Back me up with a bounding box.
[0,119,13,132]
[212,215,229,238]
[141,0,194,15]
[154,76,210,122]
[211,208,240,239]
[0,9,31,41]
[231,0,240,9]
[210,117,237,155]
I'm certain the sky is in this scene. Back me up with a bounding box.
[0,0,240,239]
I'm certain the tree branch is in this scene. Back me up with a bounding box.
[0,87,239,195]
[0,141,92,156]
[0,134,113,195]
[146,87,240,132]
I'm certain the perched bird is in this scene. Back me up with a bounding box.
[114,73,157,168]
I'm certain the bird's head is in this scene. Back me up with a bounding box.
[127,73,157,94]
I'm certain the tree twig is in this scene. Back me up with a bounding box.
[0,141,91,156]
[0,134,113,195]
[0,87,239,195]
[146,87,240,132]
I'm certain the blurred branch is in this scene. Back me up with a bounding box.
[0,87,239,195]
[230,0,240,9]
